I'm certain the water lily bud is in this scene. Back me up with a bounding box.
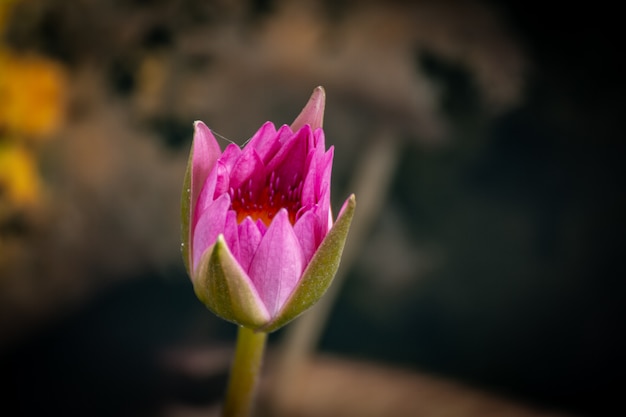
[181,87,355,332]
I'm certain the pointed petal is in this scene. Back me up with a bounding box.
[224,210,240,260]
[230,148,265,190]
[300,149,318,207]
[319,148,334,200]
[238,217,263,273]
[181,121,222,274]
[301,143,331,207]
[191,121,222,214]
[256,219,268,237]
[313,127,325,150]
[248,209,305,316]
[244,121,283,164]
[192,193,230,274]
[193,236,270,328]
[213,160,231,197]
[276,124,295,146]
[318,148,334,231]
[290,86,326,132]
[220,143,242,172]
[293,210,319,263]
[267,126,310,186]
[194,163,218,221]
[317,185,333,234]
[263,194,355,332]
[257,124,293,165]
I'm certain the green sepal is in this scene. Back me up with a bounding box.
[180,145,193,276]
[262,194,356,332]
[193,235,271,328]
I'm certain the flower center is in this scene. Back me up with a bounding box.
[230,172,302,226]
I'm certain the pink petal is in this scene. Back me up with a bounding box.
[317,186,333,233]
[220,143,242,172]
[256,219,268,237]
[276,124,295,146]
[191,121,222,227]
[318,148,333,196]
[248,209,305,316]
[317,148,334,216]
[192,193,230,273]
[223,210,240,260]
[313,127,325,150]
[301,145,332,209]
[293,210,319,263]
[267,126,311,187]
[244,121,276,152]
[244,121,284,164]
[256,124,293,165]
[194,165,217,227]
[214,161,230,198]
[290,86,326,132]
[301,149,318,207]
[229,148,265,191]
[237,217,263,273]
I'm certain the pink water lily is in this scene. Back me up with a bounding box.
[181,87,355,332]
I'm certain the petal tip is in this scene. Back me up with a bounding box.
[193,120,208,131]
[291,86,326,132]
[338,194,356,218]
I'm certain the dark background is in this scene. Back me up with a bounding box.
[1,1,624,416]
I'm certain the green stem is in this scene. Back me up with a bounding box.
[222,326,268,417]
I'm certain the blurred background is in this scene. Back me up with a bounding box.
[1,0,624,416]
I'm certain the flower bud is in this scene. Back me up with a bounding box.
[181,87,354,332]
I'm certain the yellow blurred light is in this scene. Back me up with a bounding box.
[0,50,67,138]
[0,141,41,207]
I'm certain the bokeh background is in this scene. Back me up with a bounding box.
[1,1,624,416]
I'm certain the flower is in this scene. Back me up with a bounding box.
[181,87,355,332]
